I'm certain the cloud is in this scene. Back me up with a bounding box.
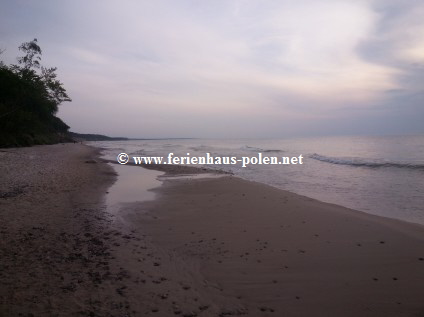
[1,0,423,137]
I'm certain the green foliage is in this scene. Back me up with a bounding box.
[17,39,42,70]
[0,39,72,147]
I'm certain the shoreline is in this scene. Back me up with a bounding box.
[95,136,424,227]
[1,144,423,316]
[107,158,424,230]
[106,153,424,316]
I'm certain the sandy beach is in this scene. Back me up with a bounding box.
[1,144,424,317]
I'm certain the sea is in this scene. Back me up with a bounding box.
[89,135,424,226]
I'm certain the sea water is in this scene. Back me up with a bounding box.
[90,135,424,225]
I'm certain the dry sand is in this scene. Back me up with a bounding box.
[1,144,423,317]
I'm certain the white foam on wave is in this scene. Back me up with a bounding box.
[310,153,424,170]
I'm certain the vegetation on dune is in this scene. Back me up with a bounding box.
[0,39,72,147]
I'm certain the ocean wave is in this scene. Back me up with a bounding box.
[162,143,181,148]
[310,153,424,170]
[242,145,283,153]
[131,149,145,155]
[189,145,213,151]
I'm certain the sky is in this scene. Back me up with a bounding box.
[1,0,423,138]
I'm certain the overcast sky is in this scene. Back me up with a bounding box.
[1,0,423,138]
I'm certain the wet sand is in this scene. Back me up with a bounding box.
[127,175,424,317]
[1,144,424,316]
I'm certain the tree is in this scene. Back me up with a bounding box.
[17,38,42,70]
[41,66,71,110]
[14,39,71,106]
[0,39,72,147]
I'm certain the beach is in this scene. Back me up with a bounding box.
[1,144,424,316]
